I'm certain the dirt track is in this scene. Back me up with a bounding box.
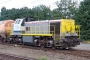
[0,44,90,60]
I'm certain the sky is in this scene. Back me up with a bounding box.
[0,0,83,12]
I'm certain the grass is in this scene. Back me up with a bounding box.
[82,40,90,44]
[23,54,27,57]
[39,56,48,60]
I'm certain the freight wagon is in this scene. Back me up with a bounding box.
[0,20,14,43]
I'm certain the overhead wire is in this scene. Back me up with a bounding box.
[0,0,13,4]
[16,0,40,8]
[0,0,55,18]
[0,0,82,19]
[15,0,47,8]
[0,0,43,17]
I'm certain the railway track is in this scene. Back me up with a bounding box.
[0,52,36,60]
[1,43,90,59]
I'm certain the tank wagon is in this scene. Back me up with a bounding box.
[9,17,81,49]
[0,20,14,43]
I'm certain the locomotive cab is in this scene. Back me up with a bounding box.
[13,19,25,34]
[9,19,25,44]
[13,17,36,34]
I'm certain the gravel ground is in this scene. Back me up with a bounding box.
[0,44,89,60]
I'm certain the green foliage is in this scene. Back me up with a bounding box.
[55,0,77,19]
[73,0,90,40]
[51,8,62,19]
[32,5,51,20]
[39,56,48,60]
[23,54,27,57]
[83,39,90,44]
[0,5,51,20]
[0,0,77,20]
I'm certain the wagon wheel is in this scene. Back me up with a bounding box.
[0,37,3,43]
[1,38,6,44]
[0,38,2,43]
[2,39,4,43]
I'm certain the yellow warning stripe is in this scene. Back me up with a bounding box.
[20,34,52,36]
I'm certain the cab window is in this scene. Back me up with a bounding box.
[15,20,21,24]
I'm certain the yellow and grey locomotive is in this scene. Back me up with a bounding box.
[10,17,81,49]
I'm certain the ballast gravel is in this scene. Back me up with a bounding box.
[0,44,89,60]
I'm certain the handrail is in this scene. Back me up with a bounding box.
[20,25,56,40]
[60,25,81,39]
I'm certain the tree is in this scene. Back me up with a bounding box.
[32,5,51,20]
[0,5,51,20]
[0,7,7,20]
[55,0,77,18]
[1,7,6,16]
[0,7,35,20]
[73,0,90,40]
[51,8,62,19]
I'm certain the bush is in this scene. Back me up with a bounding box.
[39,56,48,60]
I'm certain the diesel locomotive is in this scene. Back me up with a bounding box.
[0,17,81,49]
